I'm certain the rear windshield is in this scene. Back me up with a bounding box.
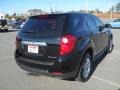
[21,16,64,36]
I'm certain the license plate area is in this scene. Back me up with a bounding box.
[28,45,39,54]
[27,45,46,56]
[21,41,47,56]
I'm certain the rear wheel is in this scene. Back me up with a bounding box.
[76,53,93,82]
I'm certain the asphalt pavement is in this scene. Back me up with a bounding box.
[0,29,120,90]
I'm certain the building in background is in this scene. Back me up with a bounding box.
[27,9,42,16]
[27,9,47,16]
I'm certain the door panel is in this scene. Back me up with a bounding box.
[90,30,102,55]
[92,16,108,53]
[85,16,101,55]
[100,29,108,49]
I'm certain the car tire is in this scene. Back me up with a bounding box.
[76,53,93,82]
[107,37,114,53]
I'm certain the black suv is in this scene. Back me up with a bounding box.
[0,19,8,32]
[15,13,113,82]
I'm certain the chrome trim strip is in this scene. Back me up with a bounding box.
[22,41,47,46]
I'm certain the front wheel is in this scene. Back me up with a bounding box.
[76,53,93,82]
[107,38,114,53]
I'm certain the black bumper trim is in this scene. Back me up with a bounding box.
[17,56,55,66]
[19,64,77,79]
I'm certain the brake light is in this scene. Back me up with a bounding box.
[60,34,77,55]
[16,36,21,48]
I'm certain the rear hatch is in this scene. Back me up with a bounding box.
[19,14,65,60]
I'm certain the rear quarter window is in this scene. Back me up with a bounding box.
[85,16,97,31]
[66,15,82,35]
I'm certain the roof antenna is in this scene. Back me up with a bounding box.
[49,0,54,14]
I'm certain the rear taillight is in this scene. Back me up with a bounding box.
[16,36,21,48]
[60,34,77,56]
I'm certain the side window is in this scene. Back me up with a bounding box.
[93,16,104,27]
[67,15,80,33]
[118,19,120,22]
[114,19,120,22]
[85,16,97,31]
[70,15,80,29]
[74,18,79,27]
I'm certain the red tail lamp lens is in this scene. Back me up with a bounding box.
[60,34,76,55]
[16,36,20,48]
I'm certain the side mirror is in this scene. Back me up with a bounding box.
[105,24,111,28]
[98,25,104,31]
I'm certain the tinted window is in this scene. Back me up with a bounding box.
[22,16,64,36]
[66,15,82,35]
[93,16,104,27]
[85,16,97,31]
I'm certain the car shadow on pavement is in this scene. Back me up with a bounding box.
[8,29,19,32]
[0,29,19,33]
[27,72,41,77]
[65,52,108,82]
[93,52,107,68]
[92,52,107,72]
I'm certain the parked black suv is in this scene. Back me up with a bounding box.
[14,13,113,82]
[0,19,8,32]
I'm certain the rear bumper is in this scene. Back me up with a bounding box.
[16,63,76,79]
[14,49,83,79]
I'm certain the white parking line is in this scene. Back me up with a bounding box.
[92,76,120,88]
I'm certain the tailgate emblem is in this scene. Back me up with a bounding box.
[22,41,47,46]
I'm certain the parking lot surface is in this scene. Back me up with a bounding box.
[0,29,120,90]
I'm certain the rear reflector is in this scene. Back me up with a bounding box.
[51,72,63,75]
[60,34,77,56]
[16,36,21,48]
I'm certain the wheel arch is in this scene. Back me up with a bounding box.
[75,38,95,80]
[85,47,94,62]
[76,37,95,62]
[75,46,94,82]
